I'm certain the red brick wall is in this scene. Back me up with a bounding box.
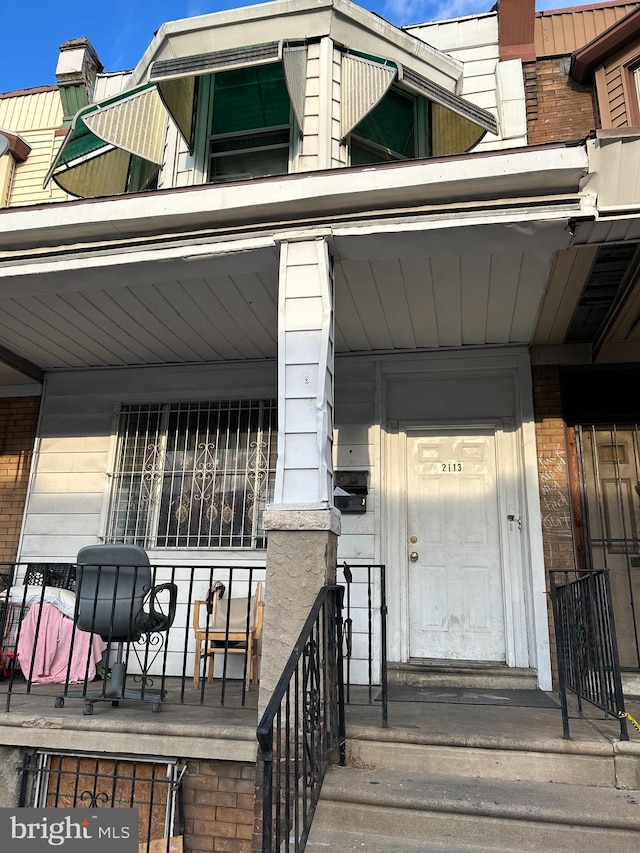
[532,366,577,682]
[525,58,598,145]
[0,396,39,563]
[183,759,255,853]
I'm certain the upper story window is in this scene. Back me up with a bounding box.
[107,399,277,549]
[206,63,292,183]
[350,87,430,166]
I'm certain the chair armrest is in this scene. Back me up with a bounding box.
[147,583,178,631]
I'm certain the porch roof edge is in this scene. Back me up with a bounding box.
[0,143,589,255]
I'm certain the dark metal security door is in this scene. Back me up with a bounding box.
[577,424,640,669]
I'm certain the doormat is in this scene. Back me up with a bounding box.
[378,686,559,709]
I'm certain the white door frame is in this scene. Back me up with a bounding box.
[395,419,528,668]
[378,350,551,688]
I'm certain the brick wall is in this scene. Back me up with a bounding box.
[525,58,598,145]
[532,366,577,682]
[0,396,39,563]
[183,759,256,853]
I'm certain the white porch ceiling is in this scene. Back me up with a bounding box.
[0,224,562,374]
[335,249,555,351]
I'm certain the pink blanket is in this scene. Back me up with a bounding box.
[17,603,106,684]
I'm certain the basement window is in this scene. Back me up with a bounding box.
[20,752,184,853]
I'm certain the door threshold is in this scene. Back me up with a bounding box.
[390,661,537,690]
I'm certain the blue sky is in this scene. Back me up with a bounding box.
[2,0,603,94]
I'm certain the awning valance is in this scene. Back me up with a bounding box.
[340,51,498,153]
[151,41,307,148]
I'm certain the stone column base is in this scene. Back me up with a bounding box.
[258,506,340,714]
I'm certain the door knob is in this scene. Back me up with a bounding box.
[409,551,419,562]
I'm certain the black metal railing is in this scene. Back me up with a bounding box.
[550,569,628,740]
[0,561,263,714]
[339,562,387,727]
[256,585,346,853]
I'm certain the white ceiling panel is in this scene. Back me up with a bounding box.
[0,223,599,371]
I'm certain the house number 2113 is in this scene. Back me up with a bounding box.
[441,462,463,473]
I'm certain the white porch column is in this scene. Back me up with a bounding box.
[259,237,340,712]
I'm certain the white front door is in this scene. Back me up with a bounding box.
[406,428,506,662]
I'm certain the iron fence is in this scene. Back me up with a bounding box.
[549,569,628,740]
[256,585,346,853]
[0,561,263,714]
[339,562,387,727]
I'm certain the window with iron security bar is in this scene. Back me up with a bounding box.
[20,752,184,852]
[107,400,277,548]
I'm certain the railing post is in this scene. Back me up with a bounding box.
[602,570,629,741]
[549,571,571,739]
[257,727,274,853]
[334,585,347,766]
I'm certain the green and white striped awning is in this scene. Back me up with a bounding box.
[46,41,309,197]
[45,83,168,197]
[341,52,498,155]
[46,40,499,198]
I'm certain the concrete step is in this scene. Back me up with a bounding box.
[308,767,640,853]
[306,828,523,853]
[344,726,638,788]
[388,663,538,690]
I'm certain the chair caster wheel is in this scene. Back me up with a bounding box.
[152,703,161,713]
[83,702,94,716]
[54,697,64,708]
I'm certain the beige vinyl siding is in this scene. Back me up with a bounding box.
[161,121,194,189]
[331,44,346,167]
[298,40,321,172]
[0,156,13,207]
[9,130,67,206]
[0,89,67,206]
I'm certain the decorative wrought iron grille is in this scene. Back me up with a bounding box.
[107,400,277,548]
[19,752,184,851]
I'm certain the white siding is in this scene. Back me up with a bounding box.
[298,41,322,173]
[20,361,278,564]
[331,45,346,167]
[407,12,526,150]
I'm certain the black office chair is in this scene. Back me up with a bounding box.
[55,544,177,715]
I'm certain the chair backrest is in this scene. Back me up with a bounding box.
[75,544,152,642]
[195,581,263,636]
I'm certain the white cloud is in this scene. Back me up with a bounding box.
[383,0,610,27]
[383,0,491,27]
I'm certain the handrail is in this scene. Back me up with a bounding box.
[256,584,345,853]
[550,568,628,740]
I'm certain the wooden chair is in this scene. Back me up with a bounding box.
[192,581,263,689]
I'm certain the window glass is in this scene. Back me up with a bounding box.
[127,155,159,193]
[212,64,290,134]
[351,88,419,165]
[108,400,277,549]
[207,63,291,182]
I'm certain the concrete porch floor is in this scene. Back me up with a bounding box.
[0,677,637,763]
[346,688,640,749]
